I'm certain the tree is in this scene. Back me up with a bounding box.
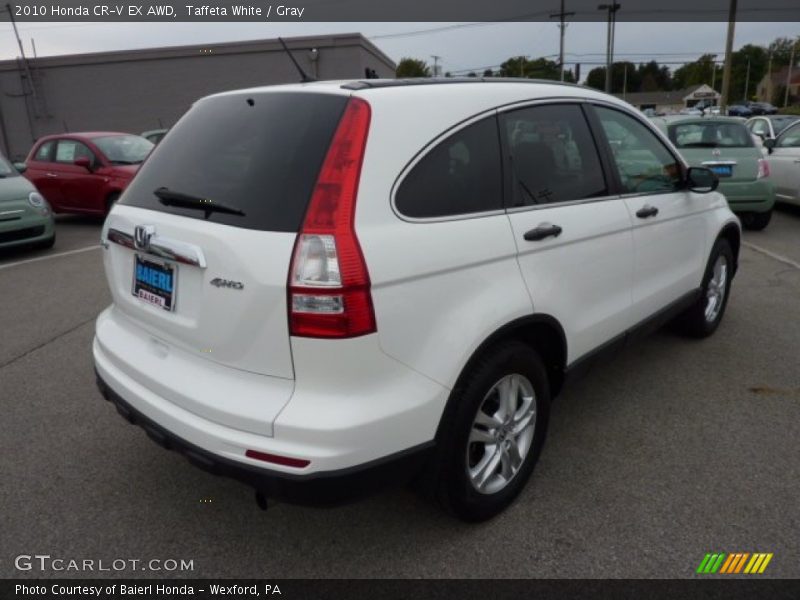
[498,56,567,81]
[583,62,639,93]
[396,58,431,78]
[636,60,673,91]
[483,69,494,77]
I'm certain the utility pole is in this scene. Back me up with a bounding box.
[550,0,575,82]
[719,0,737,113]
[598,3,621,93]
[430,55,441,78]
[744,57,750,101]
[518,55,529,78]
[765,51,772,102]
[785,37,797,108]
[710,55,718,92]
[623,63,628,99]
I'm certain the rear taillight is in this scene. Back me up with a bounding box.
[758,159,770,179]
[288,97,376,339]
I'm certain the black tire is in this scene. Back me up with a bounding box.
[106,192,121,214]
[429,341,551,522]
[740,209,772,231]
[676,238,734,338]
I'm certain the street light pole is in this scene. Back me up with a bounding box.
[598,3,621,93]
[785,38,798,108]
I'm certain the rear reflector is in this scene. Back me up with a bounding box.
[245,449,310,469]
[288,97,376,338]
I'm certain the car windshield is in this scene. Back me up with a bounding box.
[668,122,754,148]
[0,154,17,177]
[91,135,154,165]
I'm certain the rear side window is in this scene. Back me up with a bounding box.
[120,93,348,232]
[395,116,503,219]
[668,122,754,148]
[502,103,607,206]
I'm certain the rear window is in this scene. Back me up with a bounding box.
[120,92,348,232]
[668,122,754,149]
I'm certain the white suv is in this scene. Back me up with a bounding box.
[94,79,740,521]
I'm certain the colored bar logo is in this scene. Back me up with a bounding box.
[696,552,773,574]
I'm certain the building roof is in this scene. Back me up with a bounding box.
[615,84,709,106]
[0,33,395,72]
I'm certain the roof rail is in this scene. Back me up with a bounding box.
[341,77,584,91]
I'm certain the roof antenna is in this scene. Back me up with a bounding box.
[278,37,315,83]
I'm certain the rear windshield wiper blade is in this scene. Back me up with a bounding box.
[153,187,245,218]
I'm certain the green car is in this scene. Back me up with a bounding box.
[652,116,775,230]
[0,154,55,250]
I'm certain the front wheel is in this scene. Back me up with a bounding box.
[676,238,734,338]
[740,209,772,231]
[430,341,551,522]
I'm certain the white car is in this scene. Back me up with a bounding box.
[94,79,741,521]
[764,120,800,206]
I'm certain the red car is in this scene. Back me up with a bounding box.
[22,132,153,216]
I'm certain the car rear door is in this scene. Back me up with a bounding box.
[24,140,63,209]
[767,123,800,202]
[501,102,635,363]
[590,104,709,325]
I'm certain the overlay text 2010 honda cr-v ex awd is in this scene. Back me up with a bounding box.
[94,79,740,521]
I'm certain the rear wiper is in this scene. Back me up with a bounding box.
[154,187,245,219]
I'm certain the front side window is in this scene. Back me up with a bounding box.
[749,119,769,136]
[503,103,607,206]
[595,106,682,194]
[55,140,95,164]
[34,141,55,162]
[777,123,800,148]
[395,116,503,218]
[669,121,754,149]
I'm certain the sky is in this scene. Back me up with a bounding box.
[0,21,798,80]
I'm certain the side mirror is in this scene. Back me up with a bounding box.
[686,167,719,193]
[763,138,776,154]
[74,156,92,171]
[13,162,27,174]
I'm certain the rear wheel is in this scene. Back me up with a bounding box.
[676,238,734,338]
[740,209,772,231]
[430,341,550,522]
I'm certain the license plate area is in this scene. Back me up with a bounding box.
[132,255,176,311]
[709,165,733,177]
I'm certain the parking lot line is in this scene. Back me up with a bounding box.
[0,244,101,271]
[743,242,800,271]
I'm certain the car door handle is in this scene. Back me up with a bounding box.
[636,205,659,219]
[46,172,58,177]
[523,223,563,241]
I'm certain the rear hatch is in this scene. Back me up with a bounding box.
[101,90,349,426]
[667,120,760,181]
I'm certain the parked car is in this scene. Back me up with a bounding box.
[746,114,800,142]
[141,129,168,145]
[679,107,704,116]
[653,116,774,230]
[763,120,800,207]
[0,153,55,250]
[726,105,753,117]
[94,79,740,521]
[745,101,779,116]
[21,132,153,216]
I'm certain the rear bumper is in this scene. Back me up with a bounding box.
[720,179,775,213]
[96,372,434,505]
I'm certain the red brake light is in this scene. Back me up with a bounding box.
[757,158,769,179]
[288,97,376,338]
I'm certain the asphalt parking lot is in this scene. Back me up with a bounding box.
[1,208,799,579]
